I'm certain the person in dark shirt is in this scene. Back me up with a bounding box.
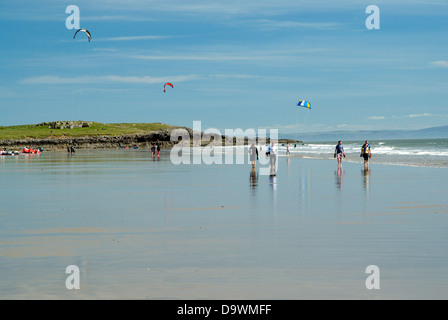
[334,141,345,166]
[249,144,259,168]
[361,140,371,170]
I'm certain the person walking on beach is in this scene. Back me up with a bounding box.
[334,140,345,166]
[286,143,290,155]
[361,140,371,170]
[249,144,259,168]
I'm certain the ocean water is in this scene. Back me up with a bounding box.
[279,138,448,168]
[0,146,447,299]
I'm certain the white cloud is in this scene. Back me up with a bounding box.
[78,0,448,16]
[132,54,262,61]
[21,76,93,85]
[82,15,156,22]
[0,87,20,98]
[368,116,385,120]
[129,45,331,64]
[21,74,202,85]
[251,19,342,30]
[95,35,172,42]
[92,48,117,52]
[431,60,448,68]
[3,0,446,22]
[211,74,260,80]
[20,73,263,86]
[407,113,433,118]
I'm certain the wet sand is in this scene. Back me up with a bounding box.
[0,150,447,299]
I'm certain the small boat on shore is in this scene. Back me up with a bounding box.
[22,147,42,154]
[0,150,19,156]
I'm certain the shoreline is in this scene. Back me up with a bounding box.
[4,146,447,170]
[0,134,300,151]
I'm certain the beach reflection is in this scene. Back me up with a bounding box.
[298,167,311,215]
[269,174,277,192]
[362,168,371,191]
[335,166,344,189]
[362,168,371,209]
[249,168,258,193]
[269,174,278,213]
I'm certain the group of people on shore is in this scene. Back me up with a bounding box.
[151,140,161,158]
[248,140,373,171]
[333,140,372,169]
[249,142,278,174]
[119,141,162,158]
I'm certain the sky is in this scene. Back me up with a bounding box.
[0,0,447,135]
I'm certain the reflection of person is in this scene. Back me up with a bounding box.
[269,174,277,192]
[334,140,345,166]
[361,140,371,170]
[156,140,161,157]
[269,142,278,171]
[336,166,344,189]
[363,168,371,190]
[151,145,155,158]
[250,166,258,191]
[249,144,259,168]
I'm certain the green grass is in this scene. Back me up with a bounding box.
[0,122,180,140]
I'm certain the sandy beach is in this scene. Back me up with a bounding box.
[0,149,447,299]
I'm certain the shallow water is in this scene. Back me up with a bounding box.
[0,149,447,299]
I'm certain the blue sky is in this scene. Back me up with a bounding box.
[0,0,447,134]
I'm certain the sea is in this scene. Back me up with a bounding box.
[278,138,448,168]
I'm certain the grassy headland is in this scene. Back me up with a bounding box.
[0,121,178,140]
[0,121,300,150]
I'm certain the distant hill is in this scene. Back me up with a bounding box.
[283,125,448,142]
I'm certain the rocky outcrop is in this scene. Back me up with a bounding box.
[1,127,301,151]
[1,131,175,150]
[35,121,92,130]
